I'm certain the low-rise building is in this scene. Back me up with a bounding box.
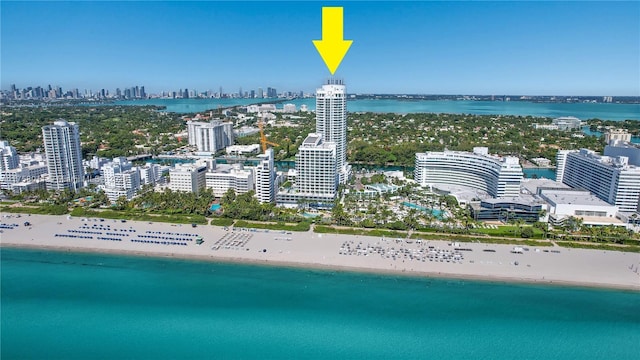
[540,189,621,227]
[469,197,545,223]
[205,164,254,197]
[604,129,632,144]
[552,116,582,131]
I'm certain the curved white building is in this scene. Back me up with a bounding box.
[415,147,523,198]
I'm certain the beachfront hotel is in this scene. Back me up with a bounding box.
[558,148,640,212]
[42,119,84,191]
[315,79,350,184]
[168,163,207,194]
[101,157,141,202]
[275,80,348,207]
[414,147,523,198]
[205,163,254,198]
[295,133,337,200]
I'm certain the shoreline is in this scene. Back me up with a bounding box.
[2,213,639,291]
[3,243,638,292]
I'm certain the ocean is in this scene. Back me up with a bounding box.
[116,98,640,121]
[2,248,639,359]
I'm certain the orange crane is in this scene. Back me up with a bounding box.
[258,117,279,152]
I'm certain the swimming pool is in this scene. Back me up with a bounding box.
[401,202,444,218]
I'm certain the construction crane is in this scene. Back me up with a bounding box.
[258,117,279,153]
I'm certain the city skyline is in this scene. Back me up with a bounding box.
[2,1,639,96]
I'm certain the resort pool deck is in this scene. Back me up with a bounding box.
[401,202,445,218]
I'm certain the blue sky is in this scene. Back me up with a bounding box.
[2,1,639,95]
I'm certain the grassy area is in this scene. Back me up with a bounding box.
[469,225,545,239]
[69,208,208,225]
[555,241,640,253]
[1,205,69,216]
[313,225,407,238]
[234,220,311,232]
[209,218,235,227]
[409,232,553,247]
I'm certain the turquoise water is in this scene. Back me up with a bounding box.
[209,204,221,211]
[401,201,444,218]
[4,248,637,360]
[116,98,639,121]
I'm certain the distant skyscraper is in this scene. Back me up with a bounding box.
[257,88,264,99]
[315,79,349,183]
[238,87,243,98]
[42,120,84,191]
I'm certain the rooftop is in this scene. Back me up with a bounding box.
[521,178,569,195]
[540,190,614,207]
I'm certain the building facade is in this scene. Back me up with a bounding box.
[255,148,275,203]
[604,129,632,144]
[559,149,640,212]
[168,163,207,193]
[205,164,254,198]
[0,140,19,172]
[42,120,84,191]
[187,120,234,154]
[552,116,582,131]
[315,79,349,184]
[414,147,523,198]
[102,157,141,202]
[555,150,577,183]
[294,134,337,200]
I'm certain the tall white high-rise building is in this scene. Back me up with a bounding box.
[0,140,19,172]
[555,150,577,183]
[255,148,275,203]
[295,133,337,201]
[42,120,84,191]
[559,149,640,212]
[315,79,350,184]
[187,120,234,154]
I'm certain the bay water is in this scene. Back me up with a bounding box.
[116,98,640,121]
[2,248,639,359]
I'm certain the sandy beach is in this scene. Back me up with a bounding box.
[1,213,639,290]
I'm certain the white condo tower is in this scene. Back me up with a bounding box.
[315,79,350,184]
[42,119,84,191]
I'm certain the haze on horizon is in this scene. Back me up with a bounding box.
[1,1,638,96]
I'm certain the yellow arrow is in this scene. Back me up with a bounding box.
[312,7,353,75]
